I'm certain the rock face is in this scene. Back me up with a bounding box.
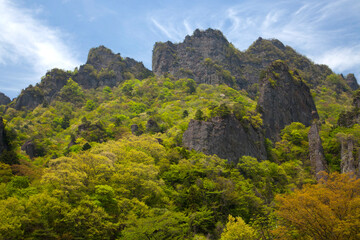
[76,46,152,89]
[152,28,333,91]
[182,115,267,163]
[14,69,71,110]
[153,29,240,87]
[338,135,357,174]
[257,60,318,141]
[345,73,359,90]
[0,117,9,155]
[0,92,10,105]
[13,46,152,110]
[21,141,36,159]
[308,122,328,179]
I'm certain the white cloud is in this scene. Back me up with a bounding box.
[0,0,80,76]
[314,45,360,73]
[150,18,176,40]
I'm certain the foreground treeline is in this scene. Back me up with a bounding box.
[0,73,360,239]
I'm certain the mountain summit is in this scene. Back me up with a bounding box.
[152,28,334,93]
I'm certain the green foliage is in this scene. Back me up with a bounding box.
[85,100,97,111]
[220,215,257,240]
[121,211,190,240]
[195,109,205,121]
[58,78,85,104]
[211,103,231,118]
[1,71,356,239]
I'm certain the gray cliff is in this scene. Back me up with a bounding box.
[152,28,333,92]
[337,134,358,174]
[257,60,318,142]
[308,122,328,180]
[0,92,11,105]
[345,73,359,90]
[182,115,267,163]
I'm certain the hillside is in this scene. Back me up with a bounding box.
[0,28,359,239]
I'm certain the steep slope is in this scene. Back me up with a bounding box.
[153,29,242,87]
[257,60,318,141]
[0,92,10,105]
[308,122,328,180]
[244,37,333,88]
[75,45,152,89]
[14,68,71,110]
[12,46,152,110]
[152,28,335,92]
[183,115,267,163]
[0,117,8,155]
[345,73,359,90]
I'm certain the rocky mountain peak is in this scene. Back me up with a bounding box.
[153,28,333,92]
[345,73,359,90]
[86,45,122,71]
[184,28,228,45]
[153,28,245,87]
[250,37,286,51]
[0,92,11,105]
[12,46,151,110]
[258,60,318,141]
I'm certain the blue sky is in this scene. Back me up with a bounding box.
[0,0,359,99]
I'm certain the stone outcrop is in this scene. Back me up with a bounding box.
[345,73,359,90]
[0,92,10,105]
[337,134,358,174]
[244,37,332,88]
[182,115,267,163]
[308,122,328,180]
[14,68,71,110]
[257,60,318,142]
[0,117,8,155]
[13,46,152,110]
[153,29,241,87]
[21,141,36,159]
[152,28,333,91]
[75,46,152,89]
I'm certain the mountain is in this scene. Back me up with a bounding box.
[153,28,336,94]
[0,28,360,239]
[12,46,152,110]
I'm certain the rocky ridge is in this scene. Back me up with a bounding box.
[152,29,335,93]
[345,73,359,90]
[12,46,152,110]
[0,92,11,105]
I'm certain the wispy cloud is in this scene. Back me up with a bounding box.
[0,0,80,77]
[314,45,360,72]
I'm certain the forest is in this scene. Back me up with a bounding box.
[0,29,360,239]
